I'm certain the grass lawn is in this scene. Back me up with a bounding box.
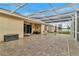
[58,31,70,34]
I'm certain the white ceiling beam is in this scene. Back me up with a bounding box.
[38,12,74,20]
[0,3,21,7]
[43,18,72,23]
[42,17,72,21]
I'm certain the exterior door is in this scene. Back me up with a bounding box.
[24,24,32,34]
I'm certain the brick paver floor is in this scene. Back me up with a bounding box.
[0,33,79,56]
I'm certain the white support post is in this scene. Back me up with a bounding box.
[75,11,78,40]
[71,16,75,39]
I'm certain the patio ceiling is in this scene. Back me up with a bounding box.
[0,3,79,23]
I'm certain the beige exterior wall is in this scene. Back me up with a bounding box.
[0,11,47,42]
[41,25,45,34]
[0,14,24,41]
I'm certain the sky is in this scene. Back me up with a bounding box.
[0,3,72,16]
[0,3,79,16]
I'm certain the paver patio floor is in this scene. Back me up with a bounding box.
[0,33,79,56]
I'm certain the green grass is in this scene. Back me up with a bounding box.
[58,31,70,34]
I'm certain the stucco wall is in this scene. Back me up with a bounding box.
[41,25,45,34]
[0,14,24,41]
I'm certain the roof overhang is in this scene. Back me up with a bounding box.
[0,10,46,25]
